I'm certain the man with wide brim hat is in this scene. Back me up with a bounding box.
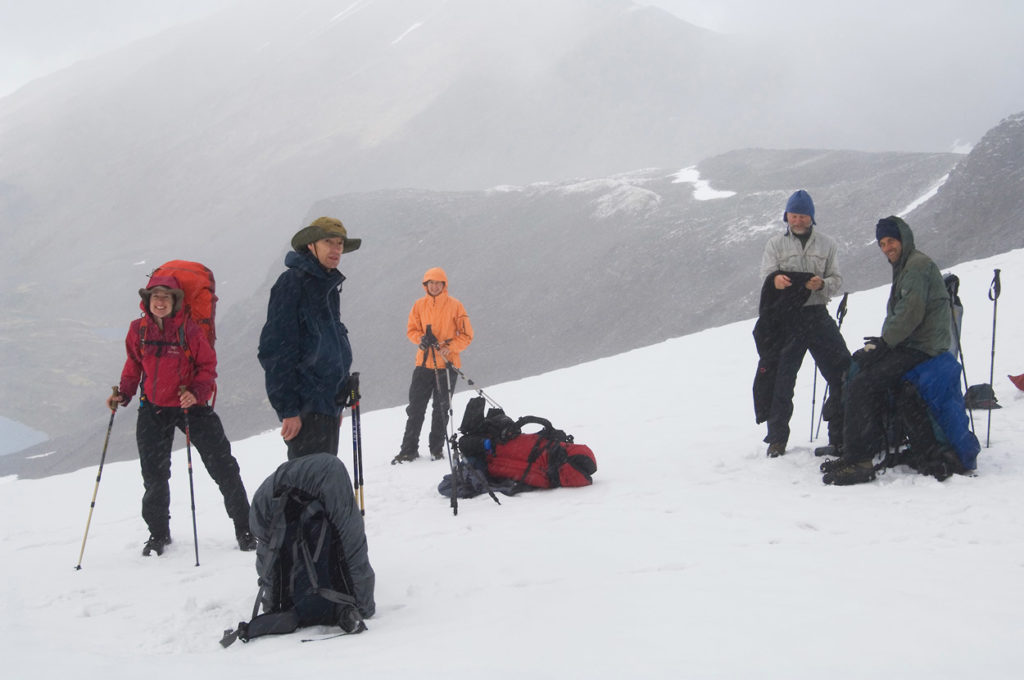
[291,217,362,254]
[259,216,361,459]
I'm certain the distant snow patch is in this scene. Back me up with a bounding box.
[593,184,661,218]
[555,177,661,218]
[331,1,365,24]
[392,22,423,45]
[950,139,973,154]
[899,173,950,217]
[672,166,736,200]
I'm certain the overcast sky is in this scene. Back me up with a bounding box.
[3,0,1022,96]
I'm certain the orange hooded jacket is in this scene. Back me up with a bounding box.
[407,267,473,369]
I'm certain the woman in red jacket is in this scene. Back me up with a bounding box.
[393,267,473,464]
[106,275,253,556]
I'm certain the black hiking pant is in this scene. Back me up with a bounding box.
[842,346,931,464]
[399,366,457,457]
[136,402,250,538]
[765,305,850,446]
[286,412,341,460]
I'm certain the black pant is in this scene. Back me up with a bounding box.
[399,366,457,456]
[136,402,250,538]
[842,347,930,463]
[286,412,341,460]
[765,305,851,446]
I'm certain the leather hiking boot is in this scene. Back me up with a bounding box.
[766,441,787,458]
[391,450,419,465]
[142,534,172,557]
[822,459,876,486]
[236,531,257,552]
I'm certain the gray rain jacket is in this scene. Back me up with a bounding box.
[760,227,843,307]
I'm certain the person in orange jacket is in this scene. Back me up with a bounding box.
[392,267,473,464]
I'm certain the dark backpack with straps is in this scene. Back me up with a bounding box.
[220,488,366,647]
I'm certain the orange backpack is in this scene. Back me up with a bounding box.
[149,260,218,347]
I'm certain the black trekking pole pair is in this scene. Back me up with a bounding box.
[422,326,461,515]
[75,386,120,570]
[348,372,365,516]
[180,387,201,567]
[812,293,849,441]
[986,269,1001,447]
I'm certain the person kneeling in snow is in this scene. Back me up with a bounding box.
[822,217,952,485]
[107,276,255,555]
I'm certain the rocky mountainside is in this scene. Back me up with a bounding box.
[4,146,973,478]
[908,112,1024,260]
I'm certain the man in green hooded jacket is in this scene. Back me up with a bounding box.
[824,216,950,485]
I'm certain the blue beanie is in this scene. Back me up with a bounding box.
[783,190,815,225]
[875,217,902,242]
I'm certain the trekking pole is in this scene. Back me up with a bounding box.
[348,372,365,516]
[180,387,200,567]
[75,386,120,570]
[946,276,975,433]
[809,365,818,442]
[425,336,460,515]
[986,269,1001,447]
[815,293,849,439]
[439,354,459,517]
[443,360,502,411]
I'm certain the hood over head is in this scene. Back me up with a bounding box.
[139,274,184,315]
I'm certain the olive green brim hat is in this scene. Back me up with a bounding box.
[291,216,362,253]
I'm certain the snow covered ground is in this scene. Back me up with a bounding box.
[2,249,1022,679]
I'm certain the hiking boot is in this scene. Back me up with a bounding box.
[822,459,876,486]
[430,450,444,461]
[819,456,845,473]
[766,442,787,458]
[236,531,257,552]
[814,444,842,458]
[391,450,419,465]
[142,534,172,557]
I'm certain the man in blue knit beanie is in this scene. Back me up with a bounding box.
[756,190,851,458]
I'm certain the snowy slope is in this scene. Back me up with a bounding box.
[2,249,1022,679]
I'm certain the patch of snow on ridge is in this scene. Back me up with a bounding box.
[672,166,736,200]
[392,22,423,44]
[552,176,661,218]
[593,184,661,219]
[900,173,950,217]
[331,2,365,24]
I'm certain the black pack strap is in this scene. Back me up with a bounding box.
[513,416,573,443]
[220,607,301,647]
[516,436,566,489]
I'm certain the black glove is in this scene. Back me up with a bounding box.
[853,336,888,366]
[418,335,431,350]
[862,336,886,352]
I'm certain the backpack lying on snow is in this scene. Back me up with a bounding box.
[221,455,374,647]
[448,397,598,493]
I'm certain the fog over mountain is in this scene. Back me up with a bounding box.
[1,0,1022,476]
